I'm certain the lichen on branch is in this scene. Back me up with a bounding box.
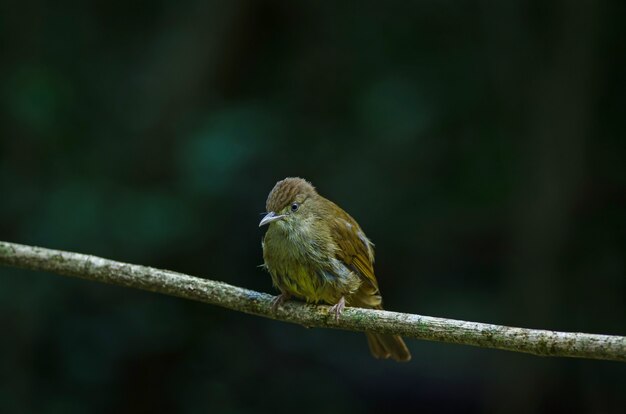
[0,241,624,362]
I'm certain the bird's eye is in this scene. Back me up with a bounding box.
[290,203,299,212]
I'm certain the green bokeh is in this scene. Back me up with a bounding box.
[1,1,625,413]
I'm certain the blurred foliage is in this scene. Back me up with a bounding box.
[1,1,625,413]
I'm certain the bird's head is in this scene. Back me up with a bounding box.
[259,177,318,230]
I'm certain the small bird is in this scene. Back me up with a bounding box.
[259,177,411,362]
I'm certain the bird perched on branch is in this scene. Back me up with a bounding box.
[259,177,411,362]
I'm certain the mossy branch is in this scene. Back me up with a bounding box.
[0,240,624,362]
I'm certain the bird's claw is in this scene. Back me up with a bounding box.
[329,296,346,322]
[271,293,290,312]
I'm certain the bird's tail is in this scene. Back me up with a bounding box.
[366,332,411,362]
[349,293,412,362]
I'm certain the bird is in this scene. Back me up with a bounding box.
[259,177,411,362]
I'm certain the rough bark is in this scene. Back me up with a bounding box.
[0,241,624,362]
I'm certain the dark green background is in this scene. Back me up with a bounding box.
[1,1,624,413]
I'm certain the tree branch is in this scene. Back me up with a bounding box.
[0,240,624,362]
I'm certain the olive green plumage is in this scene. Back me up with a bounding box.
[259,177,411,362]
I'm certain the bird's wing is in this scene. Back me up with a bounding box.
[330,210,379,292]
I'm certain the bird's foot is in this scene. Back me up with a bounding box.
[329,296,346,322]
[271,293,290,312]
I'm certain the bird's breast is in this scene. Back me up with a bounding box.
[262,225,359,303]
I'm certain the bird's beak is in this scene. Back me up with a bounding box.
[259,211,286,227]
